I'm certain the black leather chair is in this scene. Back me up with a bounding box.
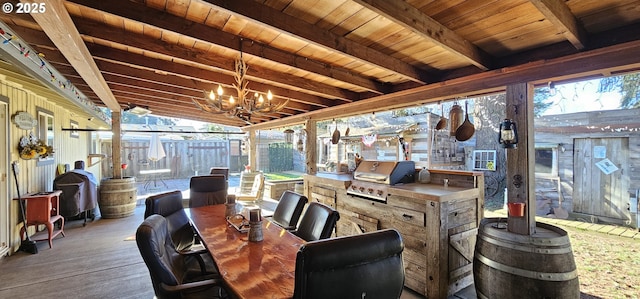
[189,175,228,208]
[145,190,196,251]
[293,229,405,299]
[270,191,308,230]
[145,191,217,275]
[136,214,226,299]
[209,167,229,179]
[209,167,229,189]
[293,202,339,241]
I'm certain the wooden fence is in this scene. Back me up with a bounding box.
[100,139,241,179]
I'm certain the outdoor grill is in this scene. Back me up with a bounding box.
[347,160,415,203]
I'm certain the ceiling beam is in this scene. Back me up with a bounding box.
[85,44,336,108]
[47,50,312,116]
[9,21,338,109]
[64,16,358,102]
[11,13,358,104]
[529,0,587,50]
[66,0,388,95]
[24,0,120,111]
[353,0,492,70]
[247,39,640,130]
[199,0,432,84]
[99,72,312,113]
[36,44,304,125]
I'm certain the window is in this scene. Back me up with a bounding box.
[36,107,54,165]
[473,150,496,171]
[535,144,558,177]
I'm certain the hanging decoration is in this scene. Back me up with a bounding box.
[331,120,341,144]
[18,132,54,160]
[283,128,294,143]
[398,136,409,160]
[0,25,110,123]
[296,129,306,152]
[362,134,377,147]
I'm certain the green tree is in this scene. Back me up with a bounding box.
[598,73,640,108]
[533,87,554,117]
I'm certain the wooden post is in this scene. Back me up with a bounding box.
[505,83,536,235]
[305,119,317,175]
[248,129,257,171]
[112,111,123,179]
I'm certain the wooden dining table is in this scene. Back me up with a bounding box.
[187,204,304,299]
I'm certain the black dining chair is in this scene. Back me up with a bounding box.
[144,190,217,275]
[136,214,227,299]
[270,191,308,230]
[293,202,339,241]
[145,190,199,251]
[293,228,405,299]
[189,174,228,208]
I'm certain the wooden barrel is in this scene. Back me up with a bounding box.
[99,177,138,218]
[473,218,580,299]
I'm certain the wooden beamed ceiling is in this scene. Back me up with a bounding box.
[2,0,640,128]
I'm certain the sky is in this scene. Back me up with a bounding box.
[175,118,208,129]
[541,78,622,116]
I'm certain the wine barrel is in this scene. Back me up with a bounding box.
[99,177,138,218]
[473,218,580,299]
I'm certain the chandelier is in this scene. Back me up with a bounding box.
[192,49,289,124]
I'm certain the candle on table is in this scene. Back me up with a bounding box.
[249,208,261,222]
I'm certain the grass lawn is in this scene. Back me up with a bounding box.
[264,172,303,181]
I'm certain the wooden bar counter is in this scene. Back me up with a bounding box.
[187,205,304,299]
[305,169,484,299]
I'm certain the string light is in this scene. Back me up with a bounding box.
[0,26,109,122]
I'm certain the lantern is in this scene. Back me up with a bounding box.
[283,128,294,143]
[296,138,304,152]
[499,119,518,148]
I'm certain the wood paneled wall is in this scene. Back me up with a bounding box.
[535,109,640,196]
[1,69,95,253]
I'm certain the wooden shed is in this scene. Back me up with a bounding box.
[535,109,640,228]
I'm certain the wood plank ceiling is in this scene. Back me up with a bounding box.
[2,0,640,128]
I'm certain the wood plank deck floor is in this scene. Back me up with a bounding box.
[0,202,471,299]
[0,206,154,299]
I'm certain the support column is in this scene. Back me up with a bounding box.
[248,129,257,171]
[305,120,317,175]
[111,111,123,179]
[505,83,536,235]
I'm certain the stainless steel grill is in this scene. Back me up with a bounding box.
[348,160,415,202]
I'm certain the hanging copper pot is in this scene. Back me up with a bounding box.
[455,101,475,141]
[331,122,340,144]
[435,104,447,130]
[448,102,464,136]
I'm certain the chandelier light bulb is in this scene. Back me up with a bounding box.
[192,50,289,123]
